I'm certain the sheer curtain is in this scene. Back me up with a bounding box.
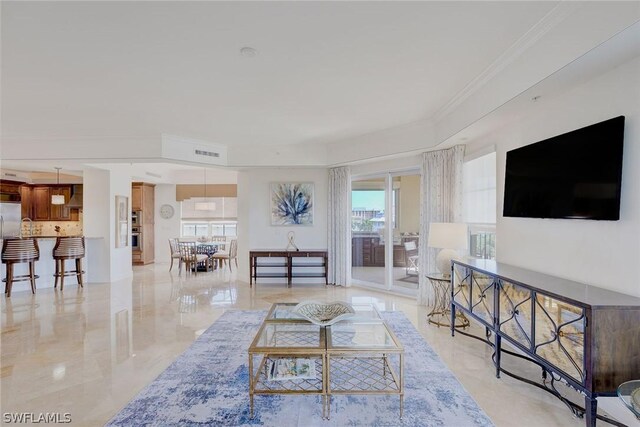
[418,145,465,305]
[328,166,351,286]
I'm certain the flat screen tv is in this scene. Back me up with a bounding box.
[503,116,625,221]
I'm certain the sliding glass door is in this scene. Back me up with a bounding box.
[391,172,420,291]
[351,170,420,293]
[351,177,386,286]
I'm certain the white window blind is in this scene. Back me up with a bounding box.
[463,152,496,224]
[181,197,237,220]
[463,151,496,259]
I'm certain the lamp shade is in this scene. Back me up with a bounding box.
[51,194,65,205]
[427,222,468,250]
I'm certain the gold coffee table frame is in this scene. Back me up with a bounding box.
[248,303,404,420]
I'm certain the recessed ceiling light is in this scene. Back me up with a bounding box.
[240,47,258,58]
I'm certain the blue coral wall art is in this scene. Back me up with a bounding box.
[270,183,314,225]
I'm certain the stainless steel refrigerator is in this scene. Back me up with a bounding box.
[0,202,21,238]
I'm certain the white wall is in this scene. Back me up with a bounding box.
[154,184,181,263]
[83,167,133,283]
[83,168,111,282]
[350,155,421,177]
[471,55,640,297]
[109,169,133,282]
[237,168,329,282]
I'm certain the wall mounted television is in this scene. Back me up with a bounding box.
[503,116,625,221]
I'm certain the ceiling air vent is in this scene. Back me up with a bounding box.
[194,149,220,158]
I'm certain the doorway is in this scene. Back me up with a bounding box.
[350,170,420,294]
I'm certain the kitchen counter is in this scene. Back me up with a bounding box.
[1,236,104,293]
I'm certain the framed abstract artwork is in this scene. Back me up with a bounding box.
[270,183,314,226]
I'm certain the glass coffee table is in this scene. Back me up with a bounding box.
[248,303,404,420]
[618,380,640,419]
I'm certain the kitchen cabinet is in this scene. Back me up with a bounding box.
[132,186,142,211]
[0,180,22,203]
[143,186,154,225]
[132,182,155,265]
[20,185,33,218]
[33,187,51,220]
[22,185,77,221]
[50,186,72,220]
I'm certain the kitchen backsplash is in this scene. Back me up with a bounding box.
[21,217,83,237]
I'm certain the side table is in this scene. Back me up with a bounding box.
[425,273,469,328]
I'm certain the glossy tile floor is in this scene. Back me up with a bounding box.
[0,264,623,426]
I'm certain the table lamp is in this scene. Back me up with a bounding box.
[427,222,468,276]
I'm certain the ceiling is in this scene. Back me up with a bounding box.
[2,1,559,147]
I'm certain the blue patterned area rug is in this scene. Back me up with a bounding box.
[107,310,493,427]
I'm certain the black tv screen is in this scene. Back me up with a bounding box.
[503,116,625,221]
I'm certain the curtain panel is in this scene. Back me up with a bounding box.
[418,145,465,305]
[327,166,351,286]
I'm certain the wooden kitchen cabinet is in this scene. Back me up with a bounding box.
[132,182,155,265]
[50,186,72,220]
[33,187,51,220]
[131,185,143,211]
[22,185,76,221]
[20,185,33,218]
[143,186,154,225]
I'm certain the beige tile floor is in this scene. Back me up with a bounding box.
[0,264,622,426]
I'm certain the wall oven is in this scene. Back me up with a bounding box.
[131,210,142,226]
[132,226,142,250]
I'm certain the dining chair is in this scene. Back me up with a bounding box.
[212,239,237,272]
[168,238,182,272]
[211,236,227,251]
[178,242,210,275]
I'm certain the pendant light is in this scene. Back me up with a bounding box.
[51,167,65,205]
[194,168,216,211]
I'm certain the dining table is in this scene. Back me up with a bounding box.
[195,242,218,271]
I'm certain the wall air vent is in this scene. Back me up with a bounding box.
[195,149,220,158]
[161,134,228,166]
[4,173,17,178]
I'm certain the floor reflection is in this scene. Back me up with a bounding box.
[0,264,592,426]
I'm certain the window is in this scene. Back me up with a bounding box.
[180,196,237,238]
[182,223,209,237]
[463,152,496,259]
[181,221,238,238]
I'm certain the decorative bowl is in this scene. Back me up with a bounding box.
[292,301,355,326]
[632,387,640,411]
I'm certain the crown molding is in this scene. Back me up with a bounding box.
[432,2,580,123]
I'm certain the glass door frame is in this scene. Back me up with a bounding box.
[350,167,420,294]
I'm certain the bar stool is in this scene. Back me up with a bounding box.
[2,238,40,298]
[53,237,85,291]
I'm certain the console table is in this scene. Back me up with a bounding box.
[450,259,640,427]
[249,250,328,287]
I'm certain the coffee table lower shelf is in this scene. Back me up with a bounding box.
[249,353,403,420]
